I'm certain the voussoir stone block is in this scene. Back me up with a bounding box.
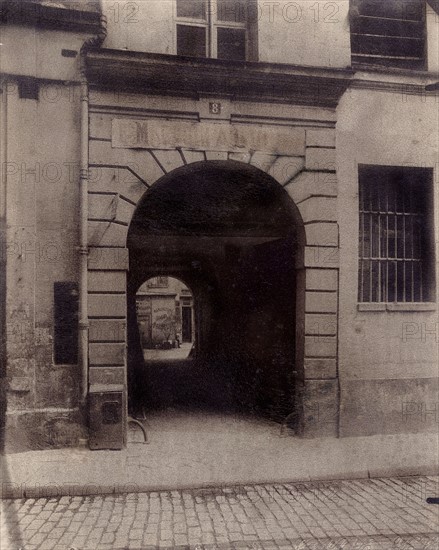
[89,140,165,185]
[88,194,135,225]
[152,149,185,173]
[269,156,305,186]
[284,171,337,206]
[228,152,251,163]
[297,196,337,224]
[88,167,147,204]
[182,150,206,164]
[88,221,128,248]
[205,151,229,161]
[250,152,277,173]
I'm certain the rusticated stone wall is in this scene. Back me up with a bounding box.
[87,92,340,439]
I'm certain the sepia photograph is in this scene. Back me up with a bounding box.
[0,0,438,548]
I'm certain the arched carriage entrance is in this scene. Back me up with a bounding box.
[127,161,305,422]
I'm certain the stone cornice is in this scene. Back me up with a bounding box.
[351,80,435,95]
[85,49,353,109]
[0,0,101,34]
[351,74,439,95]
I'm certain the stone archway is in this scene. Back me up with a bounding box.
[126,161,304,420]
[87,132,340,448]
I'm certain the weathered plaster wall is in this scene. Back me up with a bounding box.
[2,24,86,451]
[337,85,439,437]
[257,0,351,68]
[0,25,89,81]
[102,0,174,54]
[100,0,351,68]
[427,3,439,72]
[100,0,439,74]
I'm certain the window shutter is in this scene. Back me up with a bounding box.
[350,0,426,69]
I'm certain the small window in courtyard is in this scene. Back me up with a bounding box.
[358,166,435,303]
[147,276,169,289]
[54,282,79,364]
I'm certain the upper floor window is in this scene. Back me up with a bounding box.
[147,276,169,289]
[358,166,435,304]
[350,0,426,70]
[175,0,255,60]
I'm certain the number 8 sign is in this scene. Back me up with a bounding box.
[209,102,221,115]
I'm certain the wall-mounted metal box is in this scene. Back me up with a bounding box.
[88,384,126,450]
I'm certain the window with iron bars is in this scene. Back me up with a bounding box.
[175,0,257,61]
[358,166,435,303]
[350,0,426,70]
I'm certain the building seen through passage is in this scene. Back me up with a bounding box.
[136,276,195,351]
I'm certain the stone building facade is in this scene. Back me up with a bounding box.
[0,0,438,452]
[136,276,194,348]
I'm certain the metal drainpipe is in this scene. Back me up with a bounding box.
[0,80,8,408]
[79,7,107,403]
[78,75,89,404]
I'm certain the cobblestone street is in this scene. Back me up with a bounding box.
[1,476,438,550]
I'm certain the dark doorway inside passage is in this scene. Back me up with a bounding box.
[127,161,304,423]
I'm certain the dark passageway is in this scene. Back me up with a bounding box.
[127,161,304,423]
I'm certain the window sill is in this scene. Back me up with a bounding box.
[358,303,437,312]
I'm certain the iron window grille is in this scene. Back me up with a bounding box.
[350,0,426,70]
[358,166,435,303]
[175,0,253,60]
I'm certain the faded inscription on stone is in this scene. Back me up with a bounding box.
[112,118,305,156]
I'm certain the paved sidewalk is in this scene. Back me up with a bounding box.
[2,412,438,499]
[1,476,438,550]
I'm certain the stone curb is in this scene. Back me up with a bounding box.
[2,465,438,500]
